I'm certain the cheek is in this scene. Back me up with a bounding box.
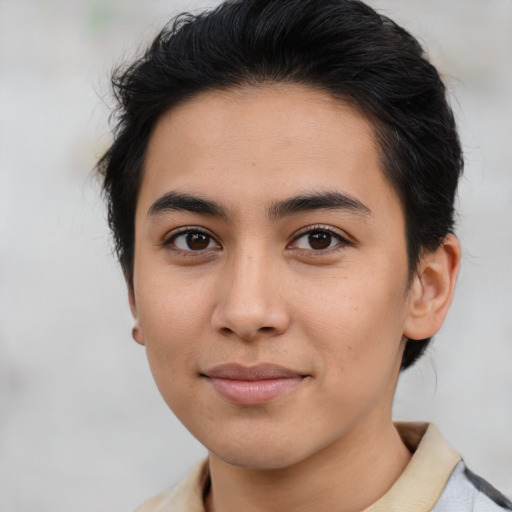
[297,272,408,375]
[137,266,214,336]
[135,273,213,385]
[298,285,406,425]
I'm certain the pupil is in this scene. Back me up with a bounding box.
[187,232,209,250]
[309,231,331,250]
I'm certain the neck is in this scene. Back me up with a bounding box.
[205,419,412,512]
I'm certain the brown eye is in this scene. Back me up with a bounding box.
[308,231,332,250]
[290,227,350,252]
[169,230,220,252]
[186,232,210,250]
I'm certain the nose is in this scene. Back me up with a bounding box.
[211,249,291,341]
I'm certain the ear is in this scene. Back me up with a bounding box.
[127,280,145,346]
[403,234,461,340]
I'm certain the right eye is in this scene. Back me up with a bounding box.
[164,228,221,254]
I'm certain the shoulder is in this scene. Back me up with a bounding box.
[432,461,512,512]
[133,490,173,512]
[133,460,209,512]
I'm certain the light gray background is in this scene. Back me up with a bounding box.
[0,0,511,510]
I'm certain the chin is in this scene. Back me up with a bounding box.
[205,432,318,470]
[214,448,306,471]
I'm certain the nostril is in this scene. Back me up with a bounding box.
[211,298,291,340]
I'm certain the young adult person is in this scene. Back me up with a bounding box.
[96,0,512,510]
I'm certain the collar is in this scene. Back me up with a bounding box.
[363,422,461,512]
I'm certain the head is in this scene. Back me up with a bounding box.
[97,0,462,468]
[98,0,463,372]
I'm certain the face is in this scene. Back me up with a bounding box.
[131,84,415,470]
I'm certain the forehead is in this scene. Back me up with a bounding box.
[140,83,400,221]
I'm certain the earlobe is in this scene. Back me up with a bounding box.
[127,282,146,346]
[403,234,461,340]
[131,323,145,345]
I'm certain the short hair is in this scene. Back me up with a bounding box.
[97,0,463,370]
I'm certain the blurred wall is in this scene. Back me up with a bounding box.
[0,0,511,510]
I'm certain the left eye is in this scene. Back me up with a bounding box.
[170,231,220,251]
[291,229,347,251]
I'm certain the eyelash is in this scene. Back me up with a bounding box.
[288,225,353,254]
[162,225,352,257]
[163,226,221,258]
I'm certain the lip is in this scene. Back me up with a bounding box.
[202,363,307,405]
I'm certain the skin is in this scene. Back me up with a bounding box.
[129,84,460,512]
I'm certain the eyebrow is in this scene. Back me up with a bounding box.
[268,191,372,220]
[147,192,228,219]
[147,190,371,221]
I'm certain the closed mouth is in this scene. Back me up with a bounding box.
[201,363,308,405]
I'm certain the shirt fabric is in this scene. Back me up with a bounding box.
[134,423,512,512]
